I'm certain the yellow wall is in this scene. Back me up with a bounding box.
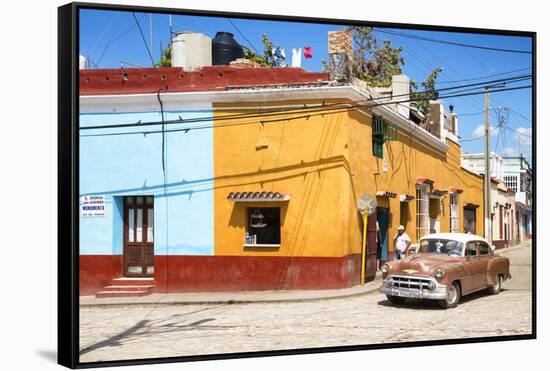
[213,98,484,258]
[214,99,352,257]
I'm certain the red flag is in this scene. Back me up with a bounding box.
[304,46,313,59]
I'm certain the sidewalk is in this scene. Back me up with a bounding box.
[80,272,383,307]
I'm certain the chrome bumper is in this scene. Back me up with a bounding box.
[379,276,448,300]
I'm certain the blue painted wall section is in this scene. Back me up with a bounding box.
[79,110,214,256]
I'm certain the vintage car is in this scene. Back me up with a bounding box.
[379,233,511,308]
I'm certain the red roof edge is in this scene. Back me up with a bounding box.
[80,66,330,96]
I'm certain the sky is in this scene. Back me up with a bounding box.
[79,8,533,164]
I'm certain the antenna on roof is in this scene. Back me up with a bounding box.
[169,14,173,43]
[149,14,153,66]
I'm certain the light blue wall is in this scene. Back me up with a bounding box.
[79,110,214,256]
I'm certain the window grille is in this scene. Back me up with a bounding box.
[416,185,430,240]
[450,193,459,232]
[504,176,518,192]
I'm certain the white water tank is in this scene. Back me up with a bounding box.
[171,32,212,70]
[79,55,86,70]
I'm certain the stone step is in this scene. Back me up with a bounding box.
[101,285,155,292]
[95,290,151,298]
[111,277,155,286]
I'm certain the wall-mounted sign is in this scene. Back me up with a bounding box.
[356,194,377,216]
[81,195,106,217]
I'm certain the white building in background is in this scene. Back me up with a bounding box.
[461,152,532,242]
[503,156,532,240]
[461,152,504,181]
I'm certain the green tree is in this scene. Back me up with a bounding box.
[347,26,404,87]
[155,47,171,67]
[242,33,278,67]
[410,67,443,118]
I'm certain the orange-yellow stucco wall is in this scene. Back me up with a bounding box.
[213,99,484,258]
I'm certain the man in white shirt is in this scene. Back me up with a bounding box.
[393,225,411,260]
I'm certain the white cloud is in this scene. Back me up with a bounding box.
[472,124,500,139]
[511,127,532,160]
[502,146,518,157]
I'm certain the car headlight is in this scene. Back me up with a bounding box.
[435,267,445,279]
[381,264,390,273]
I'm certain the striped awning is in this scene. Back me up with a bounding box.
[227,191,291,202]
[376,191,397,198]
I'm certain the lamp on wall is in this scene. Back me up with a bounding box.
[250,209,267,228]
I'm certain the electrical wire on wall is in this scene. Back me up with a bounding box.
[156,89,169,259]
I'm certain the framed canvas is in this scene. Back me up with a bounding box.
[58,1,536,368]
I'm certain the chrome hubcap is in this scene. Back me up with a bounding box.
[447,286,457,304]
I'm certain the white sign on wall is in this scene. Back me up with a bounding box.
[81,195,106,217]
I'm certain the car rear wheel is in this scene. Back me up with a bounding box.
[438,282,460,309]
[487,275,503,295]
[386,295,406,305]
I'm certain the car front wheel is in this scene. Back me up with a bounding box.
[386,295,406,305]
[438,282,461,309]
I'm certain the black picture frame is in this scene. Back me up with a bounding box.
[58,2,536,368]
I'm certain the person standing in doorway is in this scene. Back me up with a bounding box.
[393,225,411,260]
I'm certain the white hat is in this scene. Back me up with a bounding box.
[398,225,405,230]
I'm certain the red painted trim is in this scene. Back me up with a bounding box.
[80,255,123,295]
[79,254,363,294]
[80,67,329,96]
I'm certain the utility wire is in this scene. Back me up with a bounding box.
[80,84,532,138]
[132,12,160,69]
[95,13,146,67]
[435,68,531,85]
[227,18,259,54]
[375,28,532,54]
[80,74,531,131]
[459,126,500,143]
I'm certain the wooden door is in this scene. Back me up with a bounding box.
[365,212,378,282]
[463,207,476,234]
[123,196,154,277]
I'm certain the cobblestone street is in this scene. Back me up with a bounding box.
[79,241,533,363]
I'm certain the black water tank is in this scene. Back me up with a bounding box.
[212,32,244,65]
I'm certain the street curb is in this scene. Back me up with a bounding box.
[80,280,382,308]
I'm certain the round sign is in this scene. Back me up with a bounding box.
[357,194,377,215]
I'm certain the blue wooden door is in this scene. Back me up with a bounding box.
[377,207,389,261]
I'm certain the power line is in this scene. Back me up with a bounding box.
[459,126,499,143]
[381,29,489,115]
[456,110,485,116]
[435,68,531,85]
[508,107,532,123]
[80,74,531,131]
[375,28,532,54]
[132,12,158,68]
[227,18,259,54]
[86,11,120,56]
[95,13,146,67]
[80,84,532,137]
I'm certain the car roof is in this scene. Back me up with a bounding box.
[419,232,491,245]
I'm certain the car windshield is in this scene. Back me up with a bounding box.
[418,239,464,256]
